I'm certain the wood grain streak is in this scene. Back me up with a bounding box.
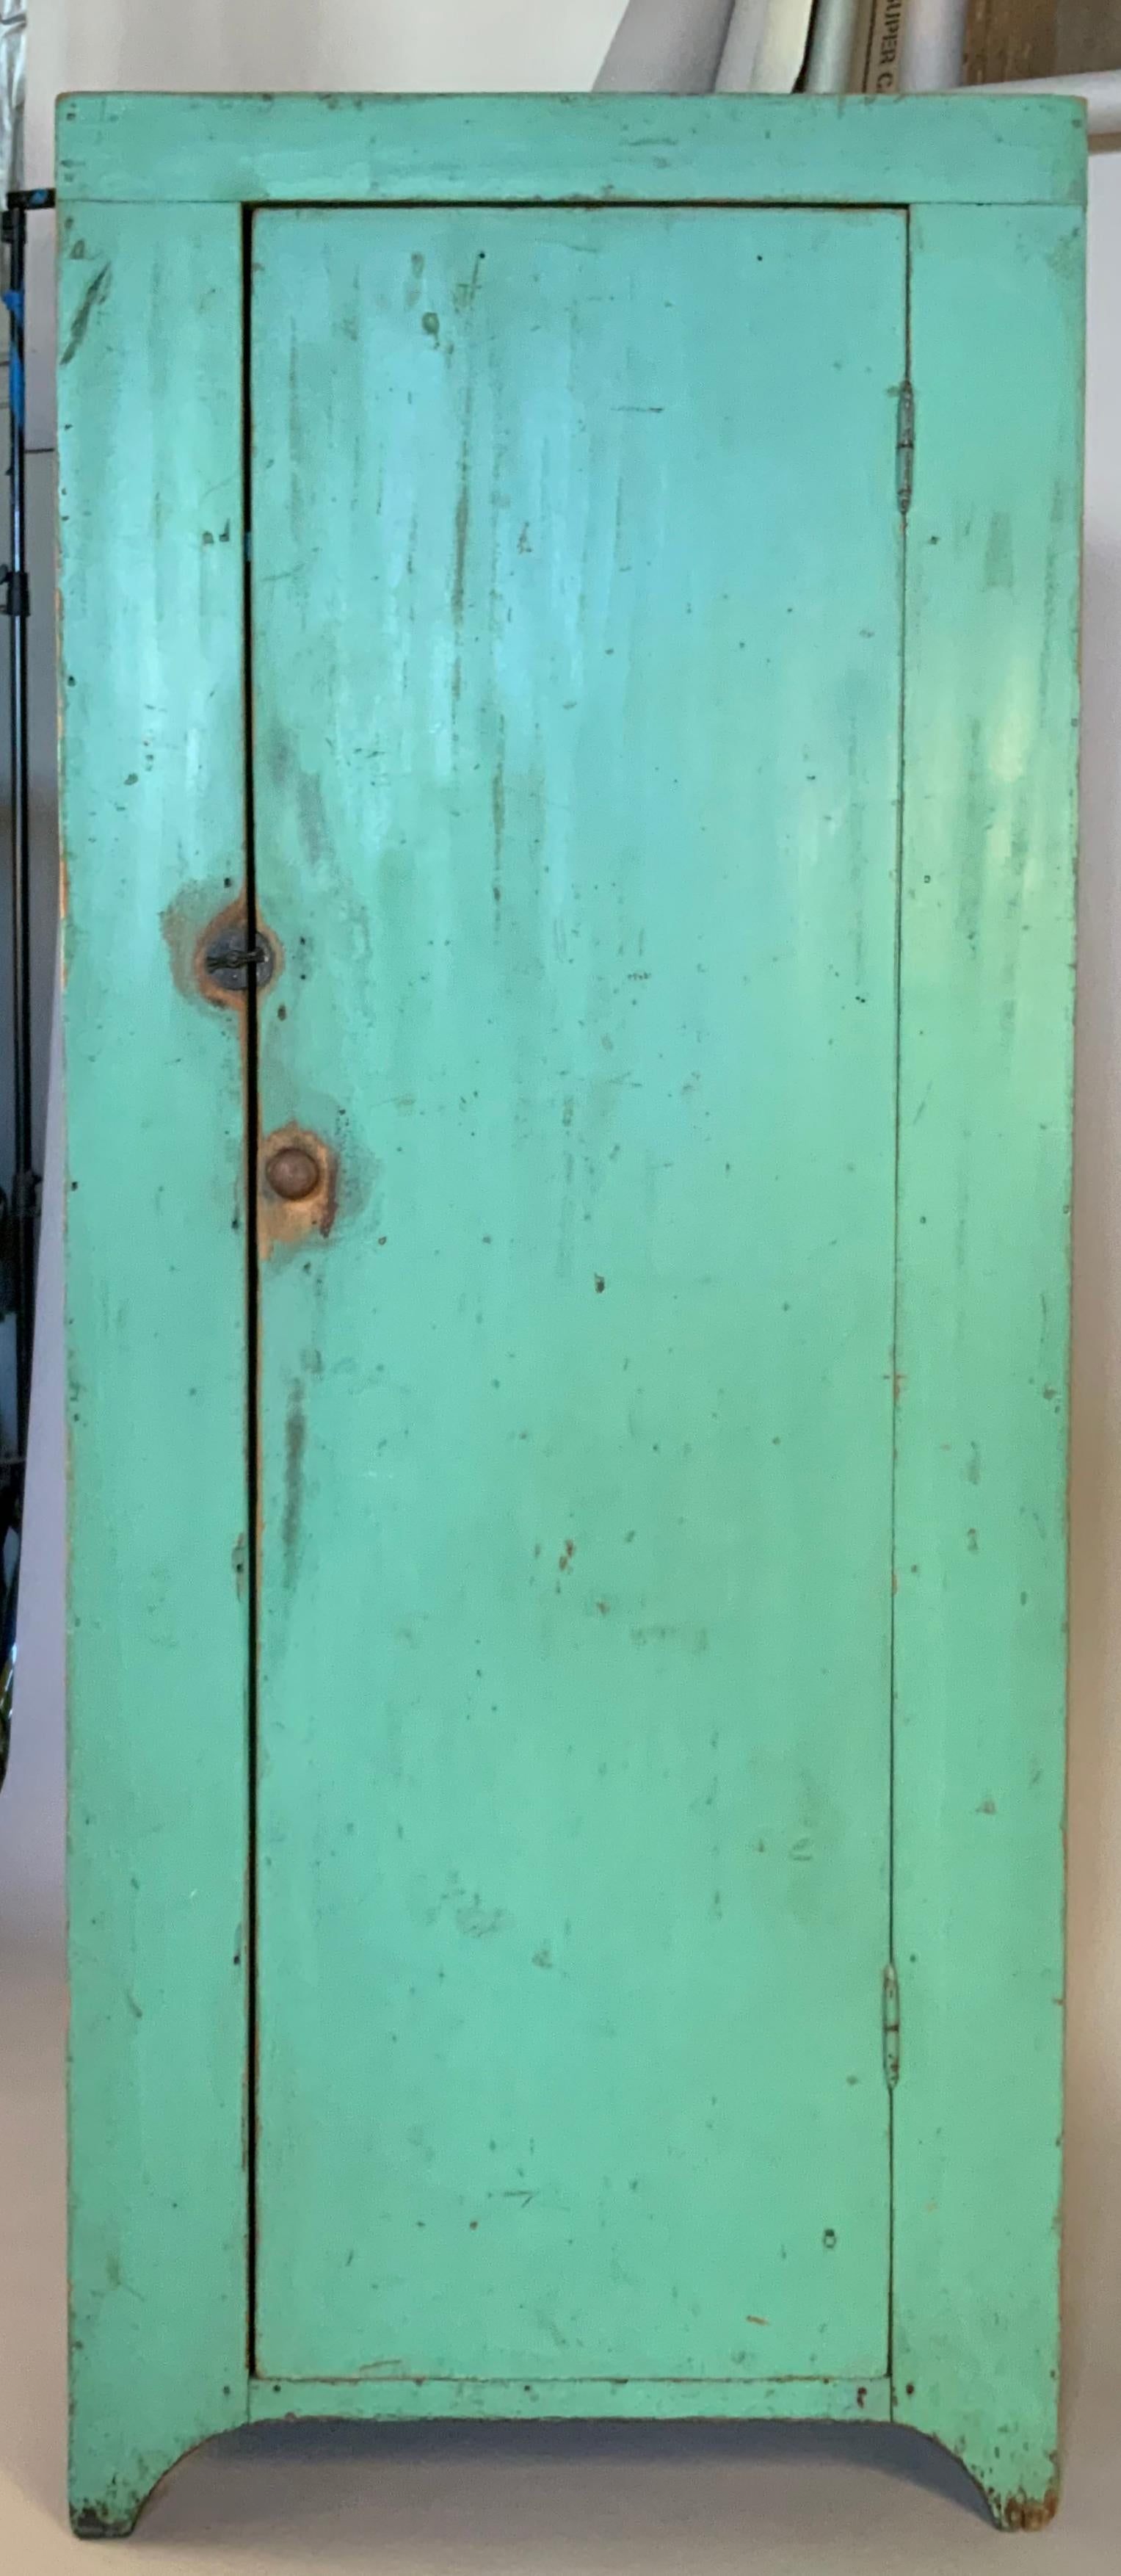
[964,0,1121,83]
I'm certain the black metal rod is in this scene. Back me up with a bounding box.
[4,195,34,1458]
[1,185,55,1781]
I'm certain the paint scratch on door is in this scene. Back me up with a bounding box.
[282,1379,307,1586]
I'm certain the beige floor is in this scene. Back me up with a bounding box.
[1,1932,1117,2573]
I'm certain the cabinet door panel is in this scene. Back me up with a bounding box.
[250,205,904,2386]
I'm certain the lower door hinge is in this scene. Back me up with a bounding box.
[882,1961,901,2089]
[896,380,915,516]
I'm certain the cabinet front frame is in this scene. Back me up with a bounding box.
[57,93,1083,2536]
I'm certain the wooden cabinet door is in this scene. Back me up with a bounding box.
[248,203,906,2389]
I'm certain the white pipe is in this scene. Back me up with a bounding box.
[713,0,770,91]
[716,0,816,92]
[898,0,967,93]
[804,0,864,93]
[594,0,736,93]
[745,0,817,93]
[0,0,24,196]
[969,70,1121,140]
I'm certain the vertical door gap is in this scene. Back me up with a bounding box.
[241,200,261,2379]
[885,208,913,2398]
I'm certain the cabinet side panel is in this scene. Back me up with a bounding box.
[59,200,250,2529]
[893,203,1084,2523]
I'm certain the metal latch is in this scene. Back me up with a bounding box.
[200,922,277,996]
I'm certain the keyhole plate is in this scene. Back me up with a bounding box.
[192,900,283,1009]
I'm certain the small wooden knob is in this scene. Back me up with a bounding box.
[265,1142,320,1202]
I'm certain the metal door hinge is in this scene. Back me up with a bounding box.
[896,381,915,517]
[882,1961,901,2088]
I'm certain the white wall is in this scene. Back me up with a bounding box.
[21,1,623,445]
[4,15,1121,2203]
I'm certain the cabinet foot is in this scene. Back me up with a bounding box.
[70,2499,146,2540]
[69,2416,241,2539]
[987,2485,1061,2534]
[893,2400,1061,2534]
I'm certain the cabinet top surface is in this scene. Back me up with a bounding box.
[55,90,1086,210]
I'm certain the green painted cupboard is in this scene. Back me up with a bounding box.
[57,93,1084,2538]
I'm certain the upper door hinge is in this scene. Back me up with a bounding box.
[882,1961,901,2089]
[896,380,915,517]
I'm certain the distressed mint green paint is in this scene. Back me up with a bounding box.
[58,200,251,2533]
[890,202,1084,2531]
[56,93,1083,2539]
[247,2374,893,2424]
[250,203,904,2389]
[55,88,1085,210]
